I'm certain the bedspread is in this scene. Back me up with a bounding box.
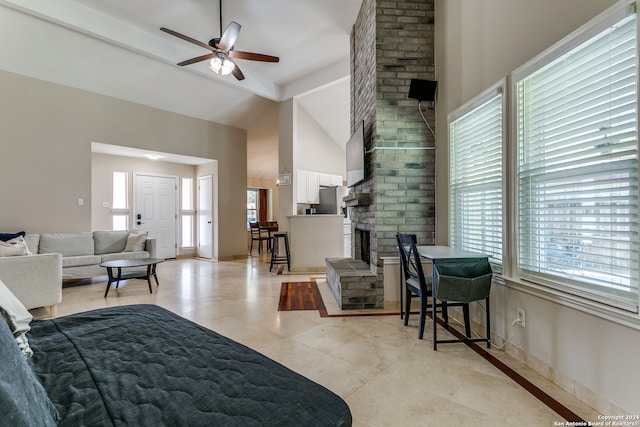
[28,304,352,426]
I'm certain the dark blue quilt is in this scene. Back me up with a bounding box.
[28,304,352,426]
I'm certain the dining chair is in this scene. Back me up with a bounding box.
[396,233,476,340]
[396,233,446,339]
[433,259,492,347]
[249,222,270,254]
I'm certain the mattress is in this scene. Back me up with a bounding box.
[28,304,352,426]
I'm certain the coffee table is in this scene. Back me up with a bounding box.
[100,258,164,297]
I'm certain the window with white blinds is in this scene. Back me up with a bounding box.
[514,9,639,312]
[449,89,504,272]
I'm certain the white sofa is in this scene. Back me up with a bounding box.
[0,230,156,316]
[0,253,62,315]
[26,230,157,280]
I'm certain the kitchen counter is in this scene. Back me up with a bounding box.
[287,215,345,272]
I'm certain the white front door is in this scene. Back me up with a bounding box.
[198,175,213,259]
[134,174,177,259]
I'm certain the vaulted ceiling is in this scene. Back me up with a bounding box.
[0,0,361,172]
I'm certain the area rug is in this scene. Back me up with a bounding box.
[278,281,399,318]
[278,281,327,313]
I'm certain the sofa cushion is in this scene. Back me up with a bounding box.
[0,311,59,426]
[62,255,102,268]
[93,230,129,255]
[39,233,94,257]
[100,252,149,263]
[25,234,40,255]
[124,231,148,252]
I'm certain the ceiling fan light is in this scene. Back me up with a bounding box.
[221,58,235,75]
[209,53,235,75]
[209,56,223,73]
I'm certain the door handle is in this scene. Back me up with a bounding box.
[207,221,212,224]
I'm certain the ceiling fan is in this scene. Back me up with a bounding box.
[160,0,279,81]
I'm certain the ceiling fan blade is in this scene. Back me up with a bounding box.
[177,53,215,67]
[230,60,245,81]
[229,51,279,63]
[218,21,241,51]
[160,27,214,52]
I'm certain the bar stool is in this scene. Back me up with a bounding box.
[270,232,291,272]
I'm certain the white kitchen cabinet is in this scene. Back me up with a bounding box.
[319,173,343,187]
[296,170,320,203]
[319,173,342,187]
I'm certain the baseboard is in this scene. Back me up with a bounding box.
[447,309,628,416]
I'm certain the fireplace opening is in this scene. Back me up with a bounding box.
[355,229,370,264]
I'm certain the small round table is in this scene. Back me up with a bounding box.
[100,258,164,297]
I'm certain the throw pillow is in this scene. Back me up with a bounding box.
[124,231,148,252]
[0,279,34,358]
[0,236,31,257]
[0,231,26,242]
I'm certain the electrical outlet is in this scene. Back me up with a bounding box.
[516,307,526,328]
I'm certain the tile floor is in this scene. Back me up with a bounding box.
[42,255,602,427]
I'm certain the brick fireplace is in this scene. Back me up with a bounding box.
[348,0,436,301]
[325,0,435,309]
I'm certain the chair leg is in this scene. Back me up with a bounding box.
[404,289,412,326]
[399,269,404,319]
[269,237,279,272]
[463,303,471,338]
[284,234,290,271]
[485,297,491,348]
[432,294,438,351]
[418,295,427,340]
[442,300,449,326]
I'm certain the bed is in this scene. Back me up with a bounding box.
[1,304,352,426]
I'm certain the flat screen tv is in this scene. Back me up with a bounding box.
[346,120,365,187]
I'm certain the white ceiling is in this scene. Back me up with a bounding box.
[0,0,360,167]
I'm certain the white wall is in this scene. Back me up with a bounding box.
[0,70,248,259]
[295,104,346,177]
[435,0,637,414]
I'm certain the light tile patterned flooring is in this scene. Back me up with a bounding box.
[39,255,602,426]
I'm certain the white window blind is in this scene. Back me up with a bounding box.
[449,92,504,272]
[515,11,638,312]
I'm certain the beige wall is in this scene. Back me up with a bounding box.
[278,99,296,224]
[0,70,247,259]
[435,0,637,414]
[246,99,279,182]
